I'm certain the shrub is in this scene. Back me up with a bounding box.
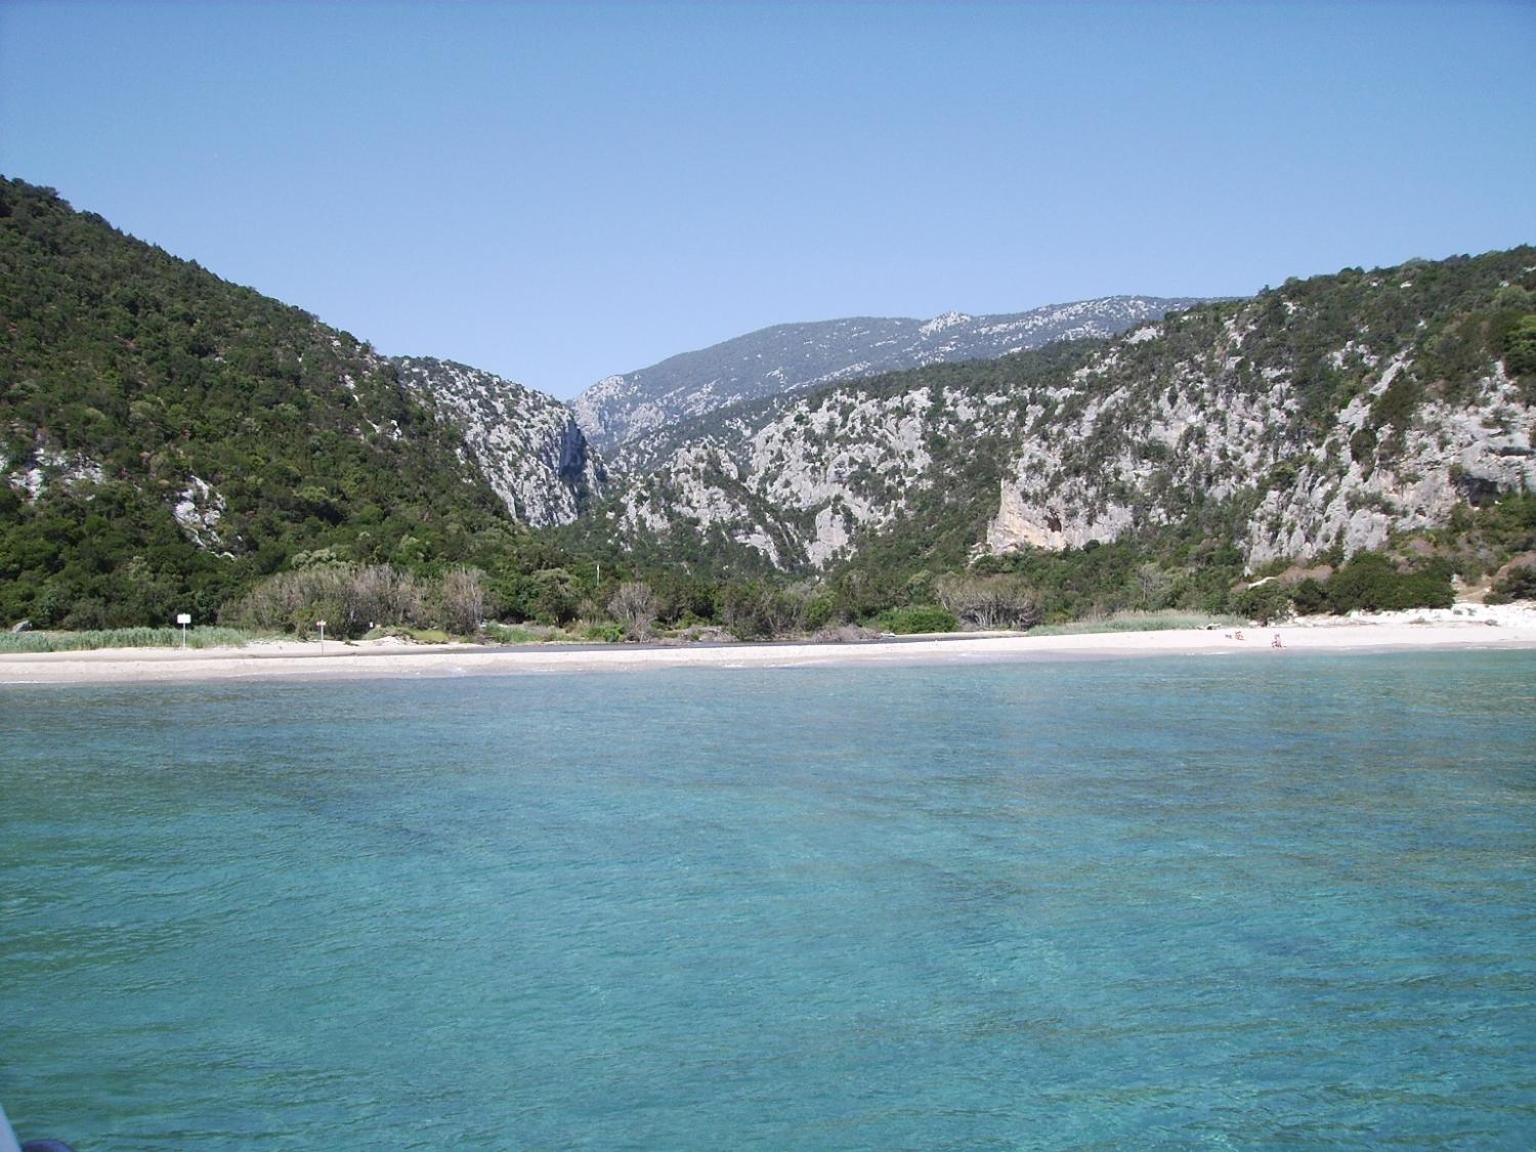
[1290,577,1330,616]
[223,563,491,638]
[481,622,539,644]
[607,581,659,640]
[1233,581,1293,625]
[437,567,486,635]
[1487,561,1536,604]
[1503,314,1536,378]
[874,605,958,634]
[1324,551,1453,613]
[720,581,809,640]
[352,565,424,630]
[224,567,363,636]
[803,594,839,632]
[935,573,1041,630]
[528,568,581,625]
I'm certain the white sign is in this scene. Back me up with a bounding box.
[176,613,191,625]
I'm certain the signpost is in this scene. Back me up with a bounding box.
[317,619,326,653]
[176,612,191,648]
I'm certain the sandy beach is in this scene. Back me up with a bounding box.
[2,603,1533,686]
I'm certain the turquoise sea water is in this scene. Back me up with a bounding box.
[3,651,1535,1150]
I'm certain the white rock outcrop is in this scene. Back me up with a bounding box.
[395,357,605,527]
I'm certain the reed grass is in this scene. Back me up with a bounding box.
[481,623,540,644]
[1029,611,1244,637]
[0,627,254,653]
[360,626,456,645]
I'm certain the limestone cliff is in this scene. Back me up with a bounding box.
[597,249,1536,573]
[394,357,605,527]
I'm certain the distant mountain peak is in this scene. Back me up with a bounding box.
[919,310,972,336]
[592,248,1536,576]
[572,296,1202,453]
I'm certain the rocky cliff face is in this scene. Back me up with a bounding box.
[615,375,977,569]
[574,297,1201,454]
[984,318,1534,568]
[394,357,605,527]
[599,250,1536,573]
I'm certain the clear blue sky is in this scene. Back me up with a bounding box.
[2,1,1532,398]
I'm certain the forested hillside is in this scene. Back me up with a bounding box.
[4,175,1532,637]
[0,178,542,626]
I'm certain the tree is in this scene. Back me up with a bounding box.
[935,573,1040,630]
[438,567,486,635]
[1504,315,1536,378]
[1233,581,1292,625]
[607,581,659,640]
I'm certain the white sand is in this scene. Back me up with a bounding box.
[3,603,1534,686]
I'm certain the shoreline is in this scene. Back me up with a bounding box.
[3,609,1535,686]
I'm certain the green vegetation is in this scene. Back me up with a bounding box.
[3,177,1531,647]
[480,622,542,644]
[1487,562,1536,605]
[0,626,254,653]
[873,605,958,634]
[1029,611,1242,637]
[0,176,567,628]
[1228,550,1457,623]
[1504,314,1536,382]
[1232,580,1295,625]
[1322,551,1454,613]
[222,563,488,640]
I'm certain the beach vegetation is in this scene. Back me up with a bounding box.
[1029,610,1243,637]
[607,581,659,640]
[1485,560,1536,605]
[934,573,1042,630]
[480,622,542,644]
[1289,578,1331,616]
[873,605,958,634]
[0,626,254,653]
[1321,551,1454,613]
[436,567,487,636]
[1233,581,1294,625]
[222,563,494,639]
[358,625,457,645]
[718,581,813,640]
[511,568,583,626]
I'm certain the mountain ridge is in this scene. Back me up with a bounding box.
[581,248,1536,579]
[573,296,1203,454]
[5,173,1533,634]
